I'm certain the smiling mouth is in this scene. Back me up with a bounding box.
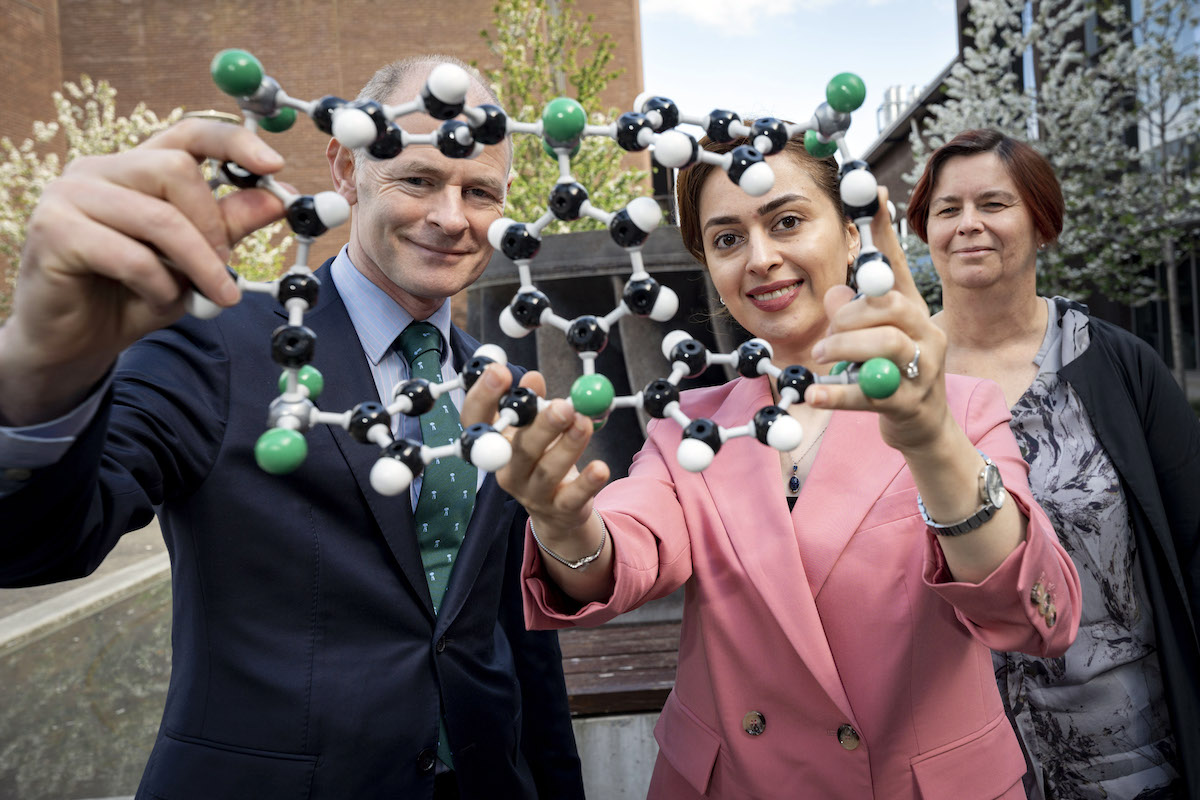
[748,281,801,301]
[412,241,470,256]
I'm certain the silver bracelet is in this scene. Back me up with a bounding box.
[530,510,608,570]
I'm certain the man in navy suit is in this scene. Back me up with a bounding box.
[0,56,583,800]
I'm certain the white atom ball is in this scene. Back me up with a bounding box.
[370,457,413,496]
[677,438,716,473]
[654,130,697,169]
[626,196,663,234]
[738,161,775,197]
[661,329,692,359]
[488,217,516,251]
[331,107,378,149]
[856,259,895,297]
[474,343,508,366]
[313,191,351,228]
[469,431,513,472]
[650,286,679,322]
[766,415,803,451]
[185,290,224,320]
[428,63,470,105]
[840,169,878,207]
[499,306,533,339]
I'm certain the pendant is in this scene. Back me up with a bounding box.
[788,464,800,493]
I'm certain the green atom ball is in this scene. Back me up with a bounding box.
[211,49,264,97]
[258,106,297,133]
[826,72,867,113]
[590,415,609,433]
[858,357,901,399]
[804,130,839,159]
[278,365,324,401]
[830,360,850,376]
[570,374,615,418]
[255,428,308,475]
[542,97,587,147]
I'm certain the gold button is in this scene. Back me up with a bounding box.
[742,711,766,736]
[1043,603,1057,627]
[837,723,860,751]
[2,468,32,482]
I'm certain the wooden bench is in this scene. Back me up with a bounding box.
[558,621,681,717]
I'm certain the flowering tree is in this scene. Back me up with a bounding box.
[479,0,650,232]
[0,77,292,321]
[906,0,1199,391]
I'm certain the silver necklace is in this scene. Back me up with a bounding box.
[787,426,828,494]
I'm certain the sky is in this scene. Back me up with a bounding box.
[638,0,960,158]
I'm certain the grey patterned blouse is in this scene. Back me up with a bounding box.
[993,297,1182,800]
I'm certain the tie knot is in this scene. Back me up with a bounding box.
[397,321,443,368]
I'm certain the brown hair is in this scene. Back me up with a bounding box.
[906,129,1063,245]
[674,133,842,266]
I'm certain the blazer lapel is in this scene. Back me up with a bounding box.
[792,409,906,597]
[700,377,857,722]
[300,266,434,618]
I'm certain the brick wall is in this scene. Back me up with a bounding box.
[3,0,645,323]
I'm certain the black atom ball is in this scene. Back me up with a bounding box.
[311,96,346,134]
[396,378,435,416]
[776,365,816,402]
[641,379,680,418]
[510,289,550,328]
[566,316,608,355]
[270,324,316,368]
[736,340,771,378]
[705,109,741,143]
[347,401,390,444]
[276,272,321,309]
[549,182,589,221]
[285,196,329,238]
[622,277,661,316]
[500,386,540,427]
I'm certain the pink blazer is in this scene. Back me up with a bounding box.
[523,374,1081,800]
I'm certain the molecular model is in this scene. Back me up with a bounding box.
[201,48,901,494]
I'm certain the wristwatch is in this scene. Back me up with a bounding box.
[917,451,1006,536]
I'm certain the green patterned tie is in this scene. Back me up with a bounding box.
[397,321,476,770]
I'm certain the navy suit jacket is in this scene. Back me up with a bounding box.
[0,261,584,799]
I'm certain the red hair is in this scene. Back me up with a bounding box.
[906,129,1063,245]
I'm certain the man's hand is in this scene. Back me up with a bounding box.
[0,118,287,426]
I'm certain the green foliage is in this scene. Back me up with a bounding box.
[907,0,1200,310]
[479,0,649,232]
[0,77,291,321]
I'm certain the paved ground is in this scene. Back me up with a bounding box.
[0,522,166,621]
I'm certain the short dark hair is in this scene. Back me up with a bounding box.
[906,129,1063,245]
[674,133,841,266]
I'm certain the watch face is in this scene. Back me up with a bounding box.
[984,463,1005,507]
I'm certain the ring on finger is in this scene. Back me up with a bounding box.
[904,343,921,380]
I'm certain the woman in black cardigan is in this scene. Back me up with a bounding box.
[908,128,1200,800]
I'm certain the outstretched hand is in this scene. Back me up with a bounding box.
[806,284,950,453]
[0,118,287,426]
[461,363,610,536]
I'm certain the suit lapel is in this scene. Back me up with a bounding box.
[699,377,899,722]
[301,265,434,618]
[792,409,906,597]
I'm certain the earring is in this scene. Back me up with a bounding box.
[718,296,725,306]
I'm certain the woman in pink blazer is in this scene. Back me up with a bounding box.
[471,133,1082,799]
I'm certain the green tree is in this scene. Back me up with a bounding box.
[0,78,292,321]
[479,0,649,231]
[907,0,1200,393]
